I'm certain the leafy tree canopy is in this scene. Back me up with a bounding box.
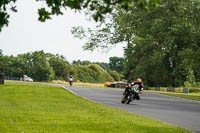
[109,56,124,73]
[0,49,3,56]
[0,0,162,32]
[72,0,200,87]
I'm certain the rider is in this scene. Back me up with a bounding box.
[69,75,73,86]
[123,78,144,98]
[132,78,144,94]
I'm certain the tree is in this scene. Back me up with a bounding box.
[30,51,55,81]
[0,0,17,32]
[0,53,25,78]
[109,70,121,81]
[0,49,2,56]
[71,14,134,51]
[72,60,91,66]
[94,62,110,71]
[72,0,200,87]
[0,0,162,32]
[46,53,72,81]
[0,55,13,76]
[17,51,55,81]
[123,0,200,86]
[109,57,124,73]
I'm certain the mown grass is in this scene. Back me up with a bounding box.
[146,90,200,101]
[0,81,191,133]
[51,80,105,88]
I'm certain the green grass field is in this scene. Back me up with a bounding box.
[0,81,191,133]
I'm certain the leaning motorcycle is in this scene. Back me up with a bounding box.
[121,84,141,104]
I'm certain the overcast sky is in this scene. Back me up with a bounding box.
[0,0,125,63]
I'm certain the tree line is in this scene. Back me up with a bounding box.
[72,0,200,87]
[1,0,200,87]
[0,50,124,83]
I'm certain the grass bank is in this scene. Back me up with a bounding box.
[0,81,191,133]
[52,80,105,88]
[146,90,200,101]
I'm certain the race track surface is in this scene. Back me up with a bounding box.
[64,86,200,132]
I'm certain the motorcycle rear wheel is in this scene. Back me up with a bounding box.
[126,98,131,104]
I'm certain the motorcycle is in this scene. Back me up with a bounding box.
[69,78,73,86]
[121,84,141,104]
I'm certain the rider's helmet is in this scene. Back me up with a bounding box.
[136,78,142,83]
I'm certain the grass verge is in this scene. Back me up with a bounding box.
[0,81,191,133]
[145,90,200,101]
[51,80,105,88]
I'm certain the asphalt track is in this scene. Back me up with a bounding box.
[64,86,200,133]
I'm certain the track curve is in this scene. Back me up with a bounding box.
[64,86,200,132]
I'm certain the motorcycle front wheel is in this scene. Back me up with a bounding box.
[135,93,140,100]
[121,96,125,104]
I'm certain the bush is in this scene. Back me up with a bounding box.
[77,64,114,83]
[109,71,121,81]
